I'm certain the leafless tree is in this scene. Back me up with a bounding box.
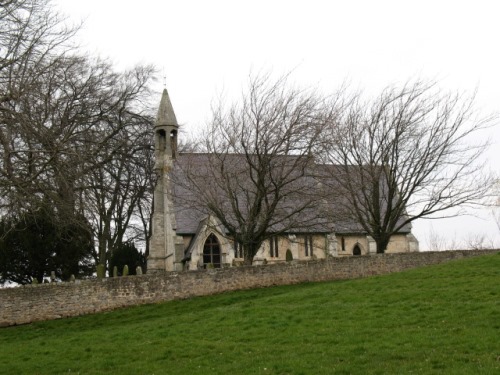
[425,226,463,251]
[490,180,500,240]
[0,53,155,220]
[0,0,78,103]
[0,0,77,218]
[83,124,155,267]
[464,232,494,250]
[320,81,495,253]
[175,73,329,264]
[0,0,158,272]
[426,226,449,251]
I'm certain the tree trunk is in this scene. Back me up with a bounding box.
[243,243,259,265]
[243,251,254,265]
[98,235,107,266]
[375,237,390,254]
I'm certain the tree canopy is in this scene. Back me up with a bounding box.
[175,73,331,264]
[0,0,155,283]
[0,206,94,284]
[320,81,494,252]
[180,77,494,259]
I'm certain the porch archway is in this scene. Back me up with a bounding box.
[353,244,362,256]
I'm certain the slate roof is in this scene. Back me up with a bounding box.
[171,153,412,236]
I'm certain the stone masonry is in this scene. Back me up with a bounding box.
[0,250,497,327]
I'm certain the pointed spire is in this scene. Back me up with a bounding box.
[156,88,178,127]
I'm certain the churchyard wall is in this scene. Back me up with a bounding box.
[0,249,497,327]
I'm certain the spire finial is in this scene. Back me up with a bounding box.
[162,67,167,89]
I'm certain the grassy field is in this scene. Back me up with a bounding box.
[0,254,499,374]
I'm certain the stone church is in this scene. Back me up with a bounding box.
[147,88,419,273]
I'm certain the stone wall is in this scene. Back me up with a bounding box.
[1,250,497,327]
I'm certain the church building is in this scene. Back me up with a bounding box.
[147,88,419,273]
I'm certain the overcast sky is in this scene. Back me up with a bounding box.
[54,0,500,249]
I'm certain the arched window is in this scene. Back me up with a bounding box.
[304,235,313,257]
[170,129,177,159]
[157,129,166,151]
[353,244,361,256]
[203,234,221,268]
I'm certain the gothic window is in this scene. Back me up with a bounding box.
[157,129,166,151]
[353,244,361,256]
[203,234,221,268]
[269,236,279,258]
[170,129,177,159]
[305,235,314,257]
[341,237,345,251]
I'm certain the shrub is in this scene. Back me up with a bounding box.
[109,241,146,276]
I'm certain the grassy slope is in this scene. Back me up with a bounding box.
[0,254,499,375]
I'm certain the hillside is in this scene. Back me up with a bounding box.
[1,253,499,374]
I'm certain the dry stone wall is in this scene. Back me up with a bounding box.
[1,250,497,327]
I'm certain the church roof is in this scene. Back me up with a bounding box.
[156,88,178,127]
[170,153,413,236]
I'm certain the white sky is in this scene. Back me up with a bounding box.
[54,0,500,249]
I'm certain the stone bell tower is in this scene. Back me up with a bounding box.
[147,88,184,272]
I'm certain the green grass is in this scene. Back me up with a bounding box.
[1,254,499,374]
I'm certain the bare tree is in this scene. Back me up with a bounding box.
[0,0,158,274]
[0,53,155,222]
[0,0,77,103]
[1,0,78,218]
[491,180,500,236]
[83,124,155,267]
[321,81,495,253]
[176,73,329,264]
[463,232,494,250]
